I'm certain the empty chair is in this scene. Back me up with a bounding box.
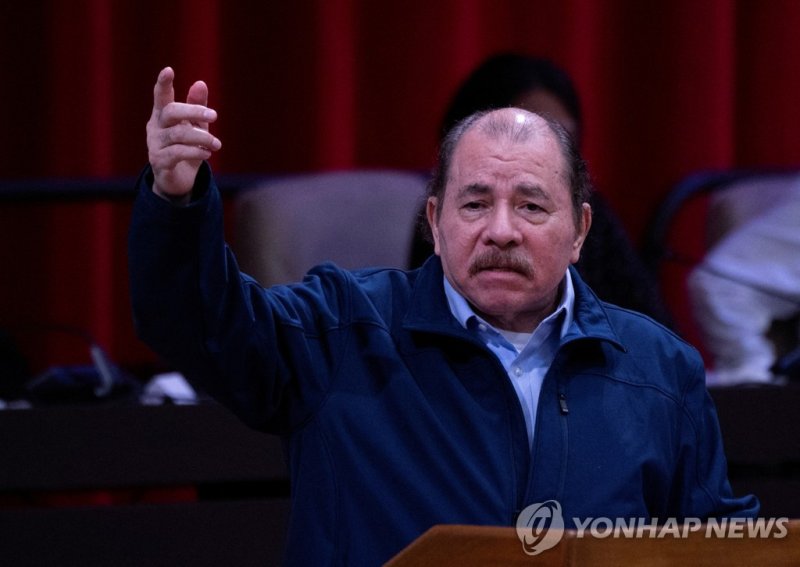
[232,170,428,287]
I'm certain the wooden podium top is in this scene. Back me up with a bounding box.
[386,520,800,566]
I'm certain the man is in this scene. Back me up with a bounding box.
[130,67,758,565]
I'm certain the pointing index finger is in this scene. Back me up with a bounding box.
[153,66,175,113]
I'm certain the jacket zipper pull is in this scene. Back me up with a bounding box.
[558,393,569,415]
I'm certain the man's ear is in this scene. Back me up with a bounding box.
[570,202,592,264]
[426,196,441,255]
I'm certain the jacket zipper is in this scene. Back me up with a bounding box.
[556,383,569,502]
[558,392,569,414]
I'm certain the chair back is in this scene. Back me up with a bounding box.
[232,170,428,286]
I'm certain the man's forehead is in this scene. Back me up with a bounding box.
[479,107,550,133]
[445,120,568,195]
[452,118,562,169]
[460,112,553,151]
[479,107,545,126]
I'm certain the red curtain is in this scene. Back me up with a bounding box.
[2,0,800,373]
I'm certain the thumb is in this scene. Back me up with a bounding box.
[152,66,175,112]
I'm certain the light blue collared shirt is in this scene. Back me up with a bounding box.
[443,270,575,447]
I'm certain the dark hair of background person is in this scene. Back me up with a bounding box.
[438,53,583,144]
[409,52,674,327]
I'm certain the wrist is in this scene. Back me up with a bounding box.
[153,184,192,206]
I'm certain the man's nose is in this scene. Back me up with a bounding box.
[483,206,522,247]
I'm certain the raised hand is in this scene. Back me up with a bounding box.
[146,66,222,201]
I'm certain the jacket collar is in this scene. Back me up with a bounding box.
[402,256,469,339]
[564,265,626,352]
[403,257,625,351]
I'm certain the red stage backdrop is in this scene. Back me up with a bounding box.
[1,0,800,374]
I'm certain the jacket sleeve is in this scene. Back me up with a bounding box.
[128,164,345,433]
[670,357,761,520]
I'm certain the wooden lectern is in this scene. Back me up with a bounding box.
[386,521,800,566]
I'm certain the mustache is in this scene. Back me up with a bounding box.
[468,250,534,277]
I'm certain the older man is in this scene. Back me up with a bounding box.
[130,67,758,566]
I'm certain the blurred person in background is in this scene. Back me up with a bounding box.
[688,183,800,386]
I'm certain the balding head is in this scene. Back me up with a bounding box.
[474,107,551,146]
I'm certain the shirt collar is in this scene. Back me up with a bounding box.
[443,269,575,339]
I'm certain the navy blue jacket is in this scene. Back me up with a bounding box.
[129,165,758,566]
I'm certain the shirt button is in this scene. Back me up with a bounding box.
[514,367,522,376]
[478,323,487,332]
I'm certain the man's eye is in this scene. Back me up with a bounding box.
[463,201,484,210]
[523,203,543,212]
